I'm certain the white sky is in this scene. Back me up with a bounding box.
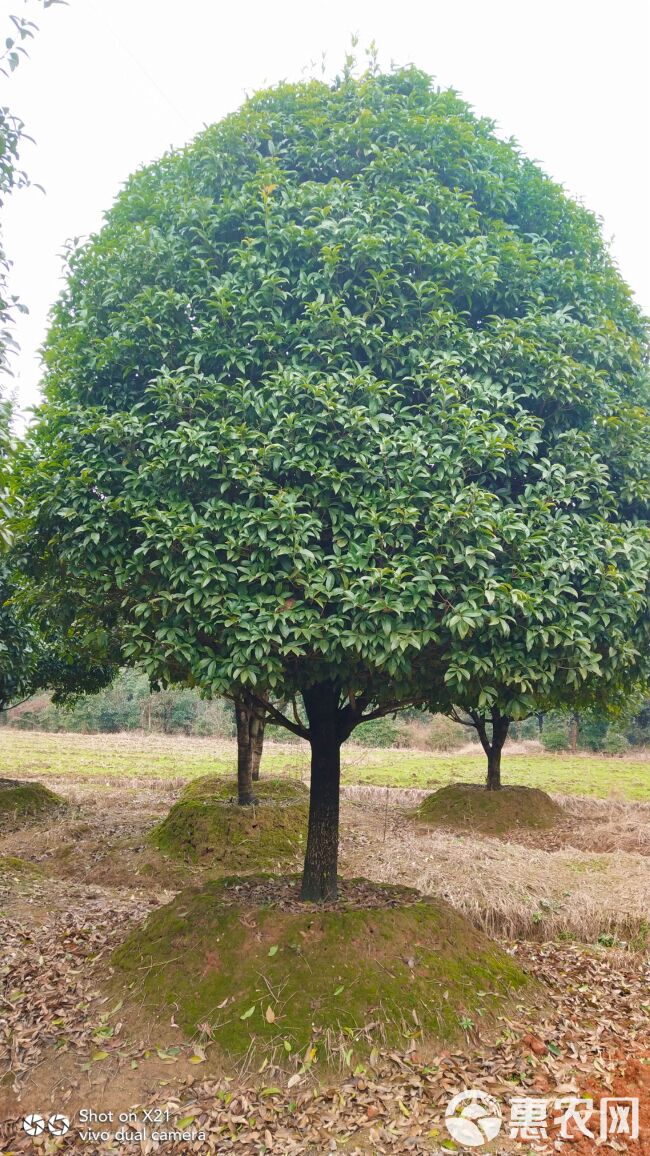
[3,0,649,423]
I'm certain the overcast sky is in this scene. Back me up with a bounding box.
[3,0,649,422]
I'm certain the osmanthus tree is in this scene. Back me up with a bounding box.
[438,495,650,789]
[0,543,115,714]
[18,66,650,901]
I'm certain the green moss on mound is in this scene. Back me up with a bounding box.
[112,875,533,1059]
[0,780,65,829]
[182,775,308,803]
[150,776,308,870]
[417,783,562,835]
[0,855,43,876]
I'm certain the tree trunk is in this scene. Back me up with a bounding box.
[568,712,580,753]
[486,746,502,790]
[250,698,266,782]
[486,712,510,790]
[473,710,510,790]
[235,697,257,806]
[300,681,341,903]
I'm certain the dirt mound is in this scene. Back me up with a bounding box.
[0,780,65,830]
[112,874,533,1061]
[416,783,562,835]
[150,776,308,870]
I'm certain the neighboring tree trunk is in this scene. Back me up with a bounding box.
[234,696,257,806]
[568,712,580,753]
[474,709,511,790]
[250,697,266,782]
[300,681,341,902]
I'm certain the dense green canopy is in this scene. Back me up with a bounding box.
[20,66,649,721]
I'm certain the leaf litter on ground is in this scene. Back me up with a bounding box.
[1,882,649,1154]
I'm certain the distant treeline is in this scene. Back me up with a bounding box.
[1,669,647,754]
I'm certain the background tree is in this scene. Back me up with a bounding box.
[232,691,267,805]
[1,1,71,709]
[447,705,511,791]
[19,65,650,901]
[0,585,115,714]
[443,583,650,789]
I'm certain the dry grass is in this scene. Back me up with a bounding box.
[3,775,650,947]
[340,793,650,946]
[396,715,471,751]
[2,733,650,951]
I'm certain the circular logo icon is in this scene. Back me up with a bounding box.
[445,1089,503,1147]
[48,1114,70,1136]
[23,1114,46,1136]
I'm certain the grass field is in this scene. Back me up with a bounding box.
[1,727,648,799]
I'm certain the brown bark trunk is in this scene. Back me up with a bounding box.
[486,712,510,790]
[250,699,266,782]
[235,697,257,806]
[473,710,510,790]
[486,747,502,790]
[300,681,341,903]
[568,712,580,753]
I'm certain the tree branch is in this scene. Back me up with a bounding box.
[250,693,309,740]
[468,710,491,757]
[358,697,419,724]
[291,695,304,730]
[447,707,476,728]
[1,694,34,713]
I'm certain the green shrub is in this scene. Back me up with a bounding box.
[626,699,650,747]
[350,716,401,747]
[579,717,610,751]
[4,670,239,737]
[601,731,629,755]
[511,716,542,741]
[542,727,570,752]
[425,714,472,751]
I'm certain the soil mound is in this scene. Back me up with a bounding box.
[417,783,562,836]
[150,776,308,871]
[112,874,534,1060]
